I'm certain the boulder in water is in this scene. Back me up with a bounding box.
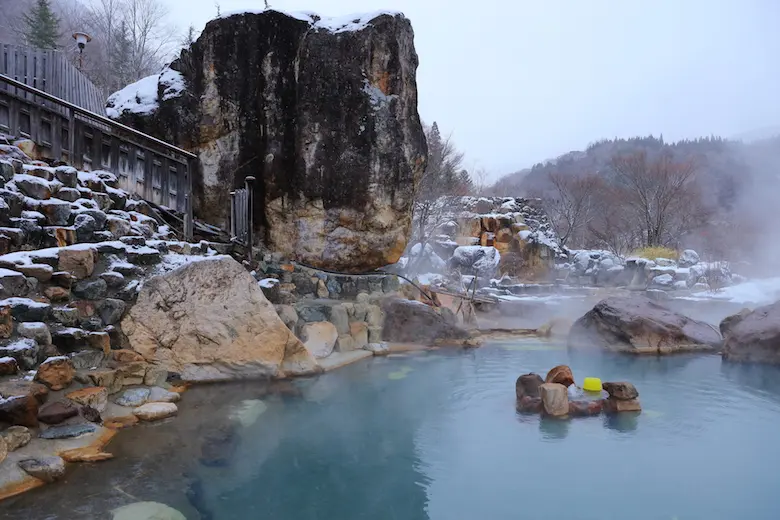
[545,365,574,387]
[568,296,722,354]
[539,383,569,416]
[515,373,544,400]
[722,301,780,364]
[380,298,469,344]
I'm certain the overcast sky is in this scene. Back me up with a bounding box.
[165,0,780,179]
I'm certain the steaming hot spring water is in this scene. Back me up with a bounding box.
[4,333,780,520]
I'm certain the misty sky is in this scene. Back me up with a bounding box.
[165,0,780,179]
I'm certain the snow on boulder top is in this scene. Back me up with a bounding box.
[106,66,186,120]
[218,8,405,33]
[106,74,159,119]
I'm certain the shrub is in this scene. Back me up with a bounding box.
[631,246,679,261]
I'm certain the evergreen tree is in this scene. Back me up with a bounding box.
[22,0,61,50]
[111,21,133,93]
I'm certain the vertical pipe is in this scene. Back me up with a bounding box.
[245,176,255,263]
[229,191,236,240]
[68,107,75,164]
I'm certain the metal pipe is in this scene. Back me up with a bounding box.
[245,176,255,263]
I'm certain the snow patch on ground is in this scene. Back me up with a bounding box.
[259,278,280,288]
[678,276,780,306]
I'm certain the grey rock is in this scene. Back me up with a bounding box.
[16,176,52,200]
[0,189,24,218]
[100,271,126,288]
[55,187,80,202]
[73,278,108,300]
[326,278,342,297]
[38,199,72,226]
[147,386,180,403]
[18,456,66,483]
[295,303,328,323]
[73,208,108,229]
[126,247,161,265]
[69,349,105,370]
[329,304,349,335]
[38,423,96,440]
[275,304,298,331]
[92,192,112,211]
[74,213,98,240]
[1,298,50,321]
[112,263,144,276]
[51,327,88,352]
[114,387,151,407]
[722,302,780,364]
[381,298,469,343]
[0,339,39,370]
[0,160,14,182]
[54,166,78,187]
[98,298,126,325]
[17,322,52,345]
[116,280,141,302]
[568,296,722,354]
[678,249,700,268]
[0,269,29,297]
[51,307,80,326]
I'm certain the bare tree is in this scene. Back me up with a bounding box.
[610,151,700,247]
[543,171,602,247]
[587,185,641,256]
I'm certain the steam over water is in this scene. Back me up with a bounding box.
[3,343,780,519]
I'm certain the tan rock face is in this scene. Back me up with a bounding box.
[300,322,338,359]
[133,402,178,421]
[57,248,96,279]
[34,357,75,390]
[0,305,12,338]
[121,257,320,381]
[540,383,569,416]
[66,387,109,412]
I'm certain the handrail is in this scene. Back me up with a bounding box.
[0,73,196,160]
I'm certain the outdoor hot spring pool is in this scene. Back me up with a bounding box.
[3,340,780,520]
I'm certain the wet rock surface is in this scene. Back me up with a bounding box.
[568,296,722,354]
[722,301,780,364]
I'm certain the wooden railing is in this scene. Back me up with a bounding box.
[0,43,105,114]
[0,73,194,240]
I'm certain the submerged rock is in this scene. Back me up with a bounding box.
[18,456,66,483]
[111,502,186,520]
[121,256,320,381]
[568,296,722,354]
[39,422,97,439]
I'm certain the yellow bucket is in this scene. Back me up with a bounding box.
[583,377,602,392]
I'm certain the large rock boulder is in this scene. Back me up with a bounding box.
[568,296,722,354]
[380,298,469,344]
[121,256,320,381]
[109,10,426,273]
[722,301,780,364]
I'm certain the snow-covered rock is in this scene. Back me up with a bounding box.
[652,274,674,287]
[449,246,500,278]
[678,249,700,268]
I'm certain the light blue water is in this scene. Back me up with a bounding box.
[4,342,780,520]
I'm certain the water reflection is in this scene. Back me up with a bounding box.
[603,412,639,433]
[539,416,570,440]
